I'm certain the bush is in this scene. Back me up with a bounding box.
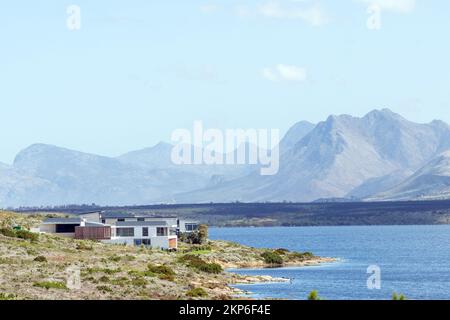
[186,288,208,298]
[0,293,16,300]
[33,281,67,290]
[0,228,16,238]
[34,256,47,263]
[148,264,175,276]
[15,230,38,242]
[76,242,93,251]
[261,251,283,265]
[307,290,321,300]
[131,277,148,287]
[290,251,315,261]
[274,248,290,255]
[180,255,223,274]
[108,255,121,262]
[147,264,176,281]
[97,285,113,292]
[181,224,209,245]
[392,292,406,300]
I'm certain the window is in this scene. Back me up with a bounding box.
[142,239,151,246]
[142,227,148,237]
[101,219,106,224]
[157,227,167,236]
[185,223,198,232]
[117,218,125,222]
[55,224,79,233]
[116,228,134,237]
[137,218,145,222]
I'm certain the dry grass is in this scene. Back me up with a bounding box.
[0,210,329,300]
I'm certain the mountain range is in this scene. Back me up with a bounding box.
[2,109,450,207]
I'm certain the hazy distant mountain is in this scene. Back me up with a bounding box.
[279,120,315,152]
[2,109,450,207]
[175,109,450,203]
[370,151,450,201]
[118,142,175,170]
[3,144,209,207]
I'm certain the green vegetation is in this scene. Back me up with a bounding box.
[180,224,209,245]
[0,293,16,300]
[15,230,39,242]
[33,281,67,290]
[0,228,38,242]
[97,285,113,292]
[307,290,321,300]
[392,292,407,300]
[33,255,47,263]
[76,242,93,251]
[261,251,283,265]
[180,254,223,274]
[186,287,208,298]
[147,264,175,281]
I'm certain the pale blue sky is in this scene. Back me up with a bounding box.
[1,0,449,164]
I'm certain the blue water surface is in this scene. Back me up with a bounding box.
[209,226,450,300]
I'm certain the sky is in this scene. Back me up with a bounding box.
[0,0,449,164]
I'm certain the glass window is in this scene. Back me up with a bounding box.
[185,224,198,232]
[116,228,134,237]
[142,239,151,246]
[137,218,145,222]
[117,218,125,222]
[142,227,148,237]
[157,227,167,236]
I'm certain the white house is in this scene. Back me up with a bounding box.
[38,212,199,250]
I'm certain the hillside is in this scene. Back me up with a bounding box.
[0,211,331,300]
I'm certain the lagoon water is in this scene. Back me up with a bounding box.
[209,226,450,300]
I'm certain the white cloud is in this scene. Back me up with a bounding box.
[357,0,416,13]
[262,64,307,82]
[258,1,328,26]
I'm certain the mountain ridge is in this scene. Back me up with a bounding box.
[2,109,450,207]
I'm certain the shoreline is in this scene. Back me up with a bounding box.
[224,257,338,299]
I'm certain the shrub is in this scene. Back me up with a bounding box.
[108,255,121,262]
[15,230,38,242]
[274,248,290,255]
[182,224,209,245]
[0,228,16,238]
[261,251,283,265]
[0,293,16,300]
[392,292,406,300]
[290,251,315,261]
[34,256,47,263]
[186,288,208,298]
[147,264,176,281]
[97,285,113,292]
[307,290,321,300]
[33,281,67,290]
[147,264,175,276]
[98,276,110,283]
[131,277,148,287]
[180,255,223,274]
[76,242,93,251]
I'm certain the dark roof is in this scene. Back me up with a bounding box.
[100,212,177,219]
[43,218,82,224]
[115,221,170,227]
[100,212,135,219]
